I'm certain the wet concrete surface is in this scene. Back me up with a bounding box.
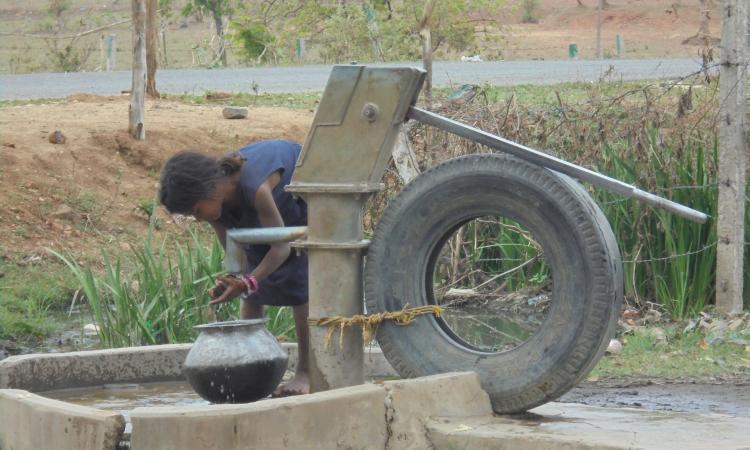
[429,401,750,450]
[561,380,750,417]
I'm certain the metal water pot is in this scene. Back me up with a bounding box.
[183,319,288,403]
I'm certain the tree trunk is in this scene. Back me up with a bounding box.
[213,11,227,66]
[145,0,159,98]
[683,0,717,45]
[716,0,747,314]
[419,0,437,107]
[392,123,420,184]
[698,0,712,38]
[130,0,146,140]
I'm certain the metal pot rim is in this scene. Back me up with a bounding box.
[193,319,268,330]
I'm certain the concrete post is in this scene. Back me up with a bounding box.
[299,193,371,390]
[596,0,603,59]
[716,0,748,314]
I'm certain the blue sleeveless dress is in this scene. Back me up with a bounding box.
[217,140,308,307]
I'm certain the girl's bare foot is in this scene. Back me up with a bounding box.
[273,371,309,397]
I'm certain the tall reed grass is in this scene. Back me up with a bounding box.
[596,131,719,317]
[52,229,296,348]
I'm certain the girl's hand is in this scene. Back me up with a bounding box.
[208,276,246,305]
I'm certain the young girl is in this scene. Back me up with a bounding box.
[159,139,309,397]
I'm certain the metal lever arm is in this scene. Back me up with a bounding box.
[407,106,708,224]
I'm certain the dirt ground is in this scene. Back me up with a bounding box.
[0,96,313,260]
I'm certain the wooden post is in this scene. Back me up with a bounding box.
[716,0,748,314]
[130,0,146,140]
[145,0,159,97]
[99,33,105,70]
[596,0,603,59]
[419,0,437,107]
[161,24,168,67]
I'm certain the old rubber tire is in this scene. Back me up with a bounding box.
[365,154,623,413]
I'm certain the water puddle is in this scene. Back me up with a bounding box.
[32,305,101,354]
[42,381,208,435]
[561,382,750,417]
[42,381,207,411]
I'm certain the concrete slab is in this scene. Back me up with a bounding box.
[129,383,387,450]
[0,343,395,392]
[384,372,492,450]
[0,389,125,450]
[426,402,750,450]
[0,344,192,391]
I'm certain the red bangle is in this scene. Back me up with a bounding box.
[241,274,258,293]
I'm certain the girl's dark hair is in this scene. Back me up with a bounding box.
[159,151,244,215]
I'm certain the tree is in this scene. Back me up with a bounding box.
[419,0,437,106]
[42,0,97,72]
[683,0,719,45]
[183,0,234,66]
[521,0,540,23]
[376,0,504,94]
[146,0,159,97]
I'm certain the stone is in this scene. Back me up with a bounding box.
[0,389,125,450]
[48,130,66,144]
[642,309,662,324]
[648,327,667,346]
[83,323,100,335]
[606,338,623,355]
[222,107,248,119]
[683,319,698,334]
[728,318,745,331]
[384,372,492,450]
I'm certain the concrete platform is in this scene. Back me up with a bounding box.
[427,402,750,450]
[3,344,749,450]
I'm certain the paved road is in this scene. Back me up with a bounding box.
[0,58,706,101]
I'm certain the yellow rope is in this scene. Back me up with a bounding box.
[308,305,444,349]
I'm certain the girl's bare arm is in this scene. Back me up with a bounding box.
[210,221,227,249]
[251,171,291,282]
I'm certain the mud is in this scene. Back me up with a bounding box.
[561,380,750,417]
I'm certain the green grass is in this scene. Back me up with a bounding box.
[51,225,297,348]
[0,261,76,342]
[435,79,691,108]
[592,328,750,379]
